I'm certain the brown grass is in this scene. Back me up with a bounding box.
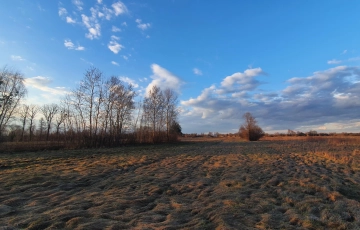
[0,137,360,229]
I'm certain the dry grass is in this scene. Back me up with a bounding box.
[0,137,360,229]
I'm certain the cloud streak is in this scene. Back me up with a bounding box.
[24,76,70,96]
[11,55,25,61]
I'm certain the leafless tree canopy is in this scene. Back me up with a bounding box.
[0,66,27,139]
[0,66,182,148]
[239,112,264,141]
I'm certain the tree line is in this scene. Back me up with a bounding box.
[0,66,182,149]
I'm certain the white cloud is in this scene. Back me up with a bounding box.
[37,3,45,12]
[24,76,69,96]
[111,35,120,40]
[11,55,25,61]
[122,22,127,26]
[146,64,183,95]
[123,55,128,60]
[348,57,360,62]
[342,50,347,54]
[135,19,151,30]
[75,46,85,51]
[64,39,85,51]
[193,68,202,76]
[66,16,76,24]
[327,59,342,65]
[108,36,124,54]
[112,1,128,16]
[220,67,265,93]
[58,7,67,16]
[111,61,119,66]
[119,76,139,88]
[59,1,129,39]
[72,0,83,11]
[112,25,121,32]
[180,66,360,133]
[24,76,70,105]
[81,14,101,39]
[327,57,360,65]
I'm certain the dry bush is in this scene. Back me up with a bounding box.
[239,112,264,141]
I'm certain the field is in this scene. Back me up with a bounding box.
[1,137,360,229]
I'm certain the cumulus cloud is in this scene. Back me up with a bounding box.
[111,61,119,66]
[146,64,183,95]
[135,19,151,30]
[108,35,124,54]
[11,55,25,61]
[193,68,202,76]
[180,66,360,133]
[64,39,85,51]
[219,67,265,94]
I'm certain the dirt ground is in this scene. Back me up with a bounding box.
[0,137,360,229]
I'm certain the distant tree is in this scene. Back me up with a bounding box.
[18,104,30,141]
[239,112,264,141]
[0,66,27,139]
[40,104,59,141]
[55,106,68,139]
[296,131,306,136]
[28,105,39,141]
[307,130,318,136]
[287,129,296,136]
[170,121,182,136]
[38,117,46,140]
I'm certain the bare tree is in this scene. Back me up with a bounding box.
[28,105,39,141]
[18,104,30,141]
[38,117,46,140]
[0,66,27,139]
[40,104,59,141]
[163,89,178,141]
[55,106,68,140]
[239,112,264,141]
[143,85,165,142]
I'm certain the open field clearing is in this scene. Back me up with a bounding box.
[1,137,360,229]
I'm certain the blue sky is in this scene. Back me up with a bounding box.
[1,0,360,133]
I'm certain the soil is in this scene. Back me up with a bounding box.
[0,137,360,229]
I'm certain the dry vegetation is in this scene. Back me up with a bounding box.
[1,136,360,229]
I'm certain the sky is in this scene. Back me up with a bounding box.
[1,0,360,134]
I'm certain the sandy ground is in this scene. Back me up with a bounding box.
[0,138,360,229]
